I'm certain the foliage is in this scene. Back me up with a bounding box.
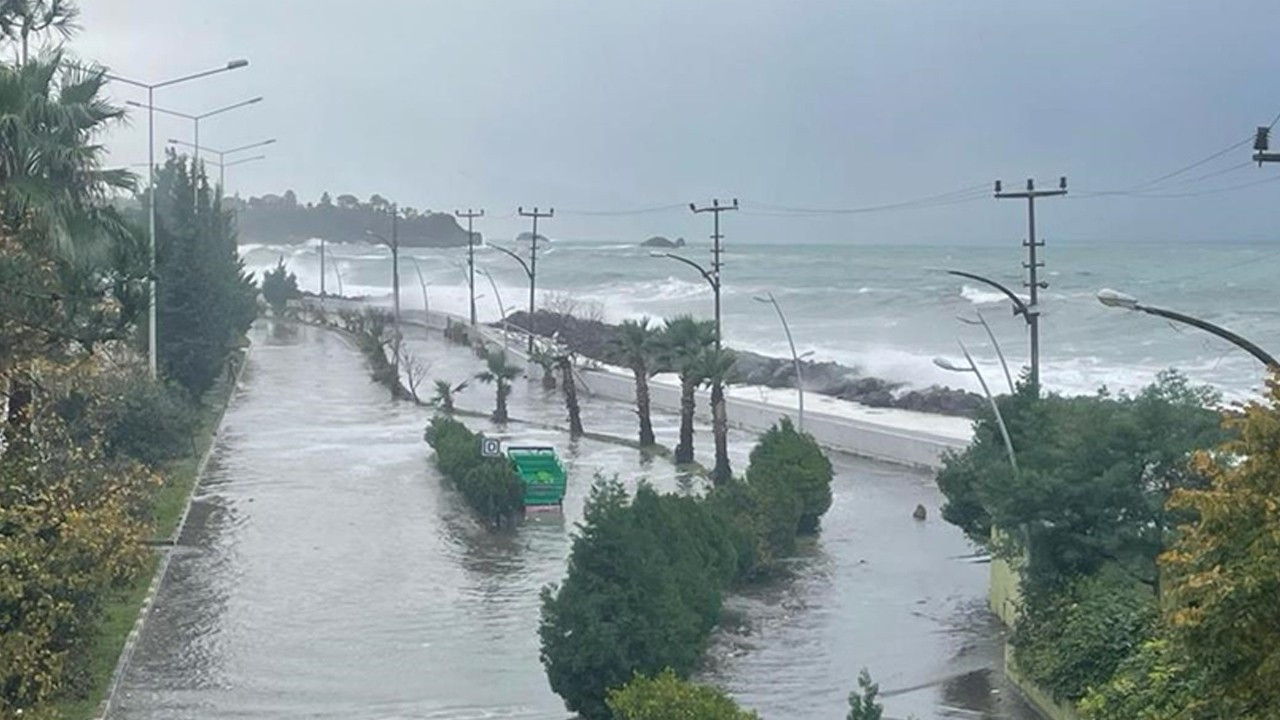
[227,190,474,248]
[659,315,715,464]
[746,417,833,534]
[424,415,523,526]
[608,317,660,447]
[430,378,467,413]
[540,479,739,720]
[845,669,883,720]
[0,51,146,373]
[0,367,159,716]
[1079,637,1208,720]
[1012,569,1157,703]
[529,345,559,389]
[606,669,759,720]
[151,152,257,397]
[935,372,1226,592]
[475,349,521,423]
[1157,372,1280,718]
[260,256,301,316]
[61,363,198,466]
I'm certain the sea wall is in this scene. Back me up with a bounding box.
[299,299,972,469]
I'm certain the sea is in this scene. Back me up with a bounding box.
[238,238,1280,402]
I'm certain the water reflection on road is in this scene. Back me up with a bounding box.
[113,321,1036,720]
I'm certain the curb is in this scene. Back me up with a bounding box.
[92,343,253,720]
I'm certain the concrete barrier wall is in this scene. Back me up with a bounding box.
[301,299,971,470]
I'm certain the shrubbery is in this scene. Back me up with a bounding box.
[539,420,835,719]
[87,368,198,466]
[424,415,523,526]
[261,257,302,316]
[745,417,833,534]
[1012,570,1157,703]
[607,669,760,720]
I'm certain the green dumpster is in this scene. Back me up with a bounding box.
[508,446,567,508]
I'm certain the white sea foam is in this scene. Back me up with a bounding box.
[959,285,1013,305]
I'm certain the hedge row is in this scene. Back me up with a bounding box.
[539,418,834,719]
[424,415,523,527]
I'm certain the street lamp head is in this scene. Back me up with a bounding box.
[125,99,145,109]
[247,96,264,104]
[648,252,667,259]
[933,357,971,373]
[226,59,250,70]
[1097,288,1139,310]
[955,314,983,326]
[799,350,815,360]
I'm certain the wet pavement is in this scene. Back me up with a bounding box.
[112,320,1038,720]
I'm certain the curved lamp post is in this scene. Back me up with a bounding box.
[478,268,509,351]
[947,268,1037,391]
[653,251,721,349]
[490,244,533,352]
[753,292,809,431]
[107,58,250,378]
[935,342,1018,471]
[957,311,1016,394]
[1096,289,1278,369]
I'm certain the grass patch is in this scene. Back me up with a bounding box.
[52,350,244,719]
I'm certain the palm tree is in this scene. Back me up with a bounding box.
[659,315,715,464]
[609,317,659,447]
[1,48,138,428]
[0,0,79,66]
[556,351,583,438]
[430,379,468,414]
[528,345,558,390]
[475,350,522,423]
[698,345,737,485]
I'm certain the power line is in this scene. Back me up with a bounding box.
[742,183,990,216]
[558,203,686,216]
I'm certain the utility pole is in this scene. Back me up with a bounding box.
[517,206,554,353]
[689,198,738,350]
[455,208,485,326]
[319,236,326,298]
[994,177,1066,392]
[1254,126,1280,165]
[390,204,401,385]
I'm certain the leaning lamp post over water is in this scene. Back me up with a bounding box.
[1096,289,1278,370]
[935,342,1018,471]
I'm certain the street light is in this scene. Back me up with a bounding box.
[956,311,1016,394]
[478,267,510,351]
[947,269,1034,390]
[169,137,275,189]
[753,292,808,431]
[1096,289,1278,369]
[367,204,402,380]
[107,58,251,378]
[490,244,534,353]
[126,95,262,181]
[934,342,1018,470]
[651,251,720,342]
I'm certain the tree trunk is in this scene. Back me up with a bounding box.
[542,368,558,390]
[494,382,509,423]
[634,370,655,447]
[676,375,696,464]
[561,359,583,438]
[711,380,731,484]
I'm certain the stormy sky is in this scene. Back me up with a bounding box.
[78,1,1280,245]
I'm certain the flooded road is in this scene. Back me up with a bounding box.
[113,321,1037,720]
